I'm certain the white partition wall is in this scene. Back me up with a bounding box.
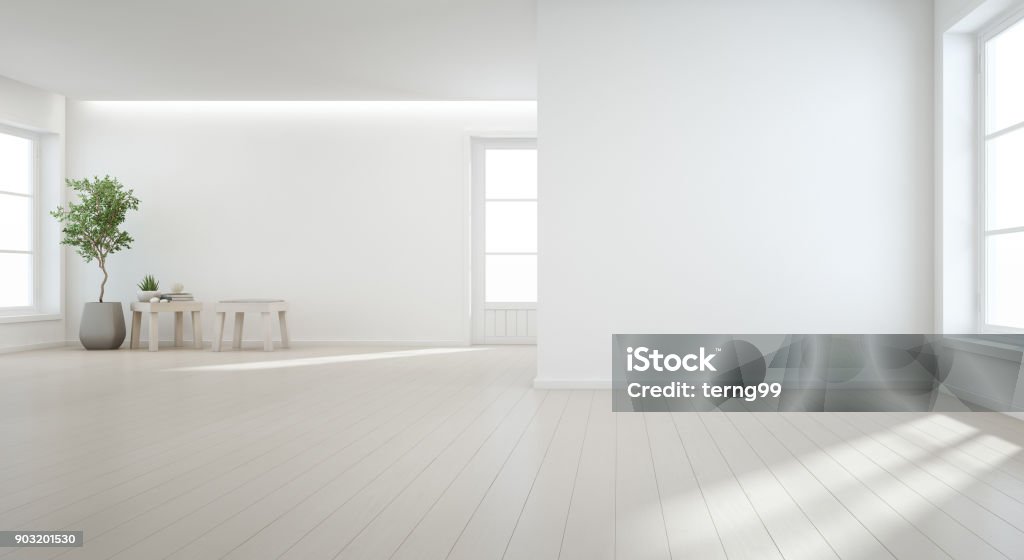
[537,0,935,387]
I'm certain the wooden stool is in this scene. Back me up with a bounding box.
[212,299,289,351]
[130,301,204,351]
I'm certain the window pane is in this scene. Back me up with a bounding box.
[486,201,537,253]
[0,194,31,251]
[987,18,1024,133]
[0,253,32,308]
[485,149,537,199]
[987,232,1024,328]
[986,129,1024,230]
[486,254,537,303]
[0,133,33,194]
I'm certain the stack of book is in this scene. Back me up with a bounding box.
[163,293,194,302]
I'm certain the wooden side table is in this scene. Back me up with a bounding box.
[130,301,204,351]
[213,300,289,352]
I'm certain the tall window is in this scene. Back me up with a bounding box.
[982,15,1024,330]
[471,137,537,344]
[0,129,37,310]
[484,148,537,303]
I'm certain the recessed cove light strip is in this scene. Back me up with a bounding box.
[82,100,537,116]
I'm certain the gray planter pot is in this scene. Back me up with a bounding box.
[80,302,127,350]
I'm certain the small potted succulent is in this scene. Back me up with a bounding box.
[137,274,160,302]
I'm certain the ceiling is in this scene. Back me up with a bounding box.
[0,0,536,100]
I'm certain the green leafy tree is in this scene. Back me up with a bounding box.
[51,176,140,302]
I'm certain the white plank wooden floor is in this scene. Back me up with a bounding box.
[0,345,1022,559]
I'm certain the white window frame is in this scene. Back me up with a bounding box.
[0,124,41,315]
[978,8,1024,333]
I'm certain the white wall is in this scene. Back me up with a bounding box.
[538,0,935,386]
[67,101,535,345]
[0,75,65,353]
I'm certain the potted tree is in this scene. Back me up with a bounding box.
[52,176,140,350]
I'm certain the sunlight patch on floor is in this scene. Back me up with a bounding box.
[655,414,1017,559]
[165,347,487,372]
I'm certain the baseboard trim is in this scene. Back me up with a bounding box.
[0,341,66,354]
[533,377,612,389]
[285,339,471,347]
[64,338,471,349]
